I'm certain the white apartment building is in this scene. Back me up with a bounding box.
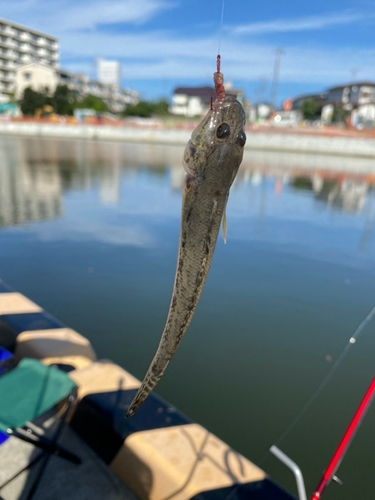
[0,18,58,102]
[97,59,120,88]
[0,18,137,113]
[58,68,139,112]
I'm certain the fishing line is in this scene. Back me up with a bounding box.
[218,0,226,55]
[260,303,375,463]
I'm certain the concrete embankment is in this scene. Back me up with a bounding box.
[1,121,375,158]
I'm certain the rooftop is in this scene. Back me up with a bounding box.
[327,82,375,91]
[0,17,57,42]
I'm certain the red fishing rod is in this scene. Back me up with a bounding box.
[311,376,375,499]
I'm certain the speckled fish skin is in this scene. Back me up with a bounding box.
[126,96,246,417]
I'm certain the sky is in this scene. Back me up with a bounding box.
[2,0,375,106]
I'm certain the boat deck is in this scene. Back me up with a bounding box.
[0,409,138,500]
[0,279,296,500]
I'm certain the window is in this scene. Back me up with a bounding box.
[23,72,31,81]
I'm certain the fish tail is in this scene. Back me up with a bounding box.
[126,354,170,418]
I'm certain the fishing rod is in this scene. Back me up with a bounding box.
[271,375,375,500]
[311,376,375,499]
[268,304,375,499]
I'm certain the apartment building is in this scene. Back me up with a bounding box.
[97,59,120,88]
[58,68,139,112]
[0,18,137,113]
[15,63,138,113]
[0,18,58,101]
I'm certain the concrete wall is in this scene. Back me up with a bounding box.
[1,122,375,158]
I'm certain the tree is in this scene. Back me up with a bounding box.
[19,87,49,116]
[122,99,170,118]
[123,101,154,118]
[152,99,169,115]
[301,98,318,120]
[52,85,75,116]
[75,94,109,113]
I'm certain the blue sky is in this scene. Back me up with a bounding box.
[3,0,375,105]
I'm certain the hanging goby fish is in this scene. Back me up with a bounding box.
[126,56,246,417]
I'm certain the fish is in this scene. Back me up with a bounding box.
[126,57,246,417]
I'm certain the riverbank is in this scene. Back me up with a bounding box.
[1,121,375,158]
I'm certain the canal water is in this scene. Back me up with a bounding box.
[1,135,375,499]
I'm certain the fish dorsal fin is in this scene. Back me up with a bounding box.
[222,205,227,244]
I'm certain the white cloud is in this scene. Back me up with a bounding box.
[2,2,375,90]
[57,29,375,85]
[58,0,175,32]
[231,11,368,35]
[1,0,174,33]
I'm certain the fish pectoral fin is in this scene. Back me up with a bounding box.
[222,204,227,244]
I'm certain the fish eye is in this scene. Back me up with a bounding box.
[237,131,246,147]
[216,122,231,139]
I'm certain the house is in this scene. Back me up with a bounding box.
[170,86,244,117]
[326,82,375,109]
[14,62,58,99]
[292,83,375,111]
[325,82,375,126]
[292,83,375,126]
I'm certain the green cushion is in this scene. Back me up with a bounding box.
[0,358,76,433]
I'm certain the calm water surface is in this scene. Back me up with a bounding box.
[1,135,375,499]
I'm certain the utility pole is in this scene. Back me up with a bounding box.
[351,68,358,82]
[271,48,283,109]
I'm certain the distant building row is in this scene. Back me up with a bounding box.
[16,62,138,112]
[292,83,375,110]
[0,17,138,112]
[291,82,375,125]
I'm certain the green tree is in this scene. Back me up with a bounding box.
[19,87,49,115]
[122,99,170,118]
[75,94,109,113]
[152,99,169,115]
[301,99,318,120]
[123,101,154,118]
[52,85,75,115]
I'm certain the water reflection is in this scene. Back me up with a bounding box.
[0,157,62,227]
[1,136,375,230]
[291,175,371,213]
[1,136,375,500]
